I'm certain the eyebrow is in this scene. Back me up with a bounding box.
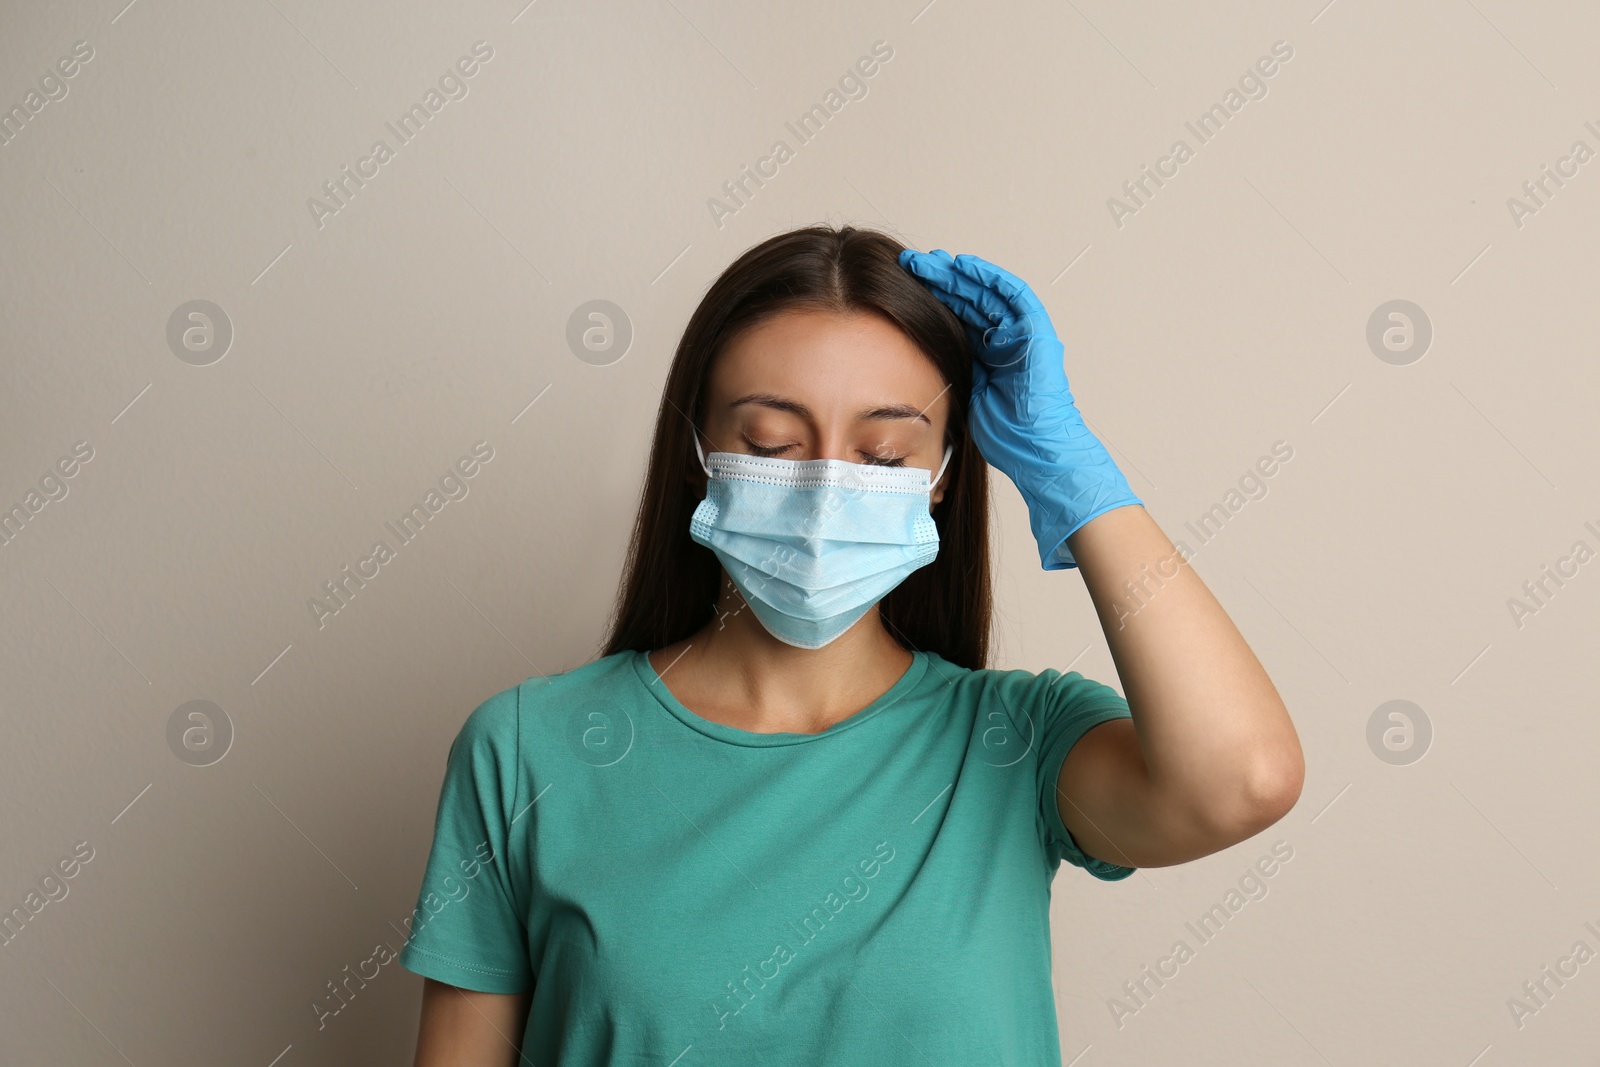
[728,392,931,425]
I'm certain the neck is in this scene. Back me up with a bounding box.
[668,579,914,732]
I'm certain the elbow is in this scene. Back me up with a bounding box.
[1207,741,1303,844]
[1237,742,1305,835]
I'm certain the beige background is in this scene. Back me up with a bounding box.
[3,0,1597,1063]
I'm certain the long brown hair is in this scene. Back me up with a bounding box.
[598,223,993,669]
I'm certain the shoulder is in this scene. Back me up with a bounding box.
[937,657,1128,731]
[1007,664,1127,712]
[450,650,640,759]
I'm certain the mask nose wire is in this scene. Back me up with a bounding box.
[697,434,952,487]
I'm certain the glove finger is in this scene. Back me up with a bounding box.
[949,254,1063,380]
[901,252,989,327]
[925,284,990,334]
[935,259,1024,336]
[951,253,1046,314]
[951,253,1054,336]
[917,279,1001,358]
[902,250,1033,363]
[902,252,1008,327]
[899,247,956,272]
[899,248,960,288]
[928,267,1033,373]
[941,297,1030,375]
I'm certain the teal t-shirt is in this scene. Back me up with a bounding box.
[398,647,1136,1064]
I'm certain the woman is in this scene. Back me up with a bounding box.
[398,224,1303,1065]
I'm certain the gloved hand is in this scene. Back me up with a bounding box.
[898,248,1142,570]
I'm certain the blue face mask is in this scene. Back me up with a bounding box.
[689,435,955,649]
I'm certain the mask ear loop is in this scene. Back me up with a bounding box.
[693,433,713,477]
[928,442,953,494]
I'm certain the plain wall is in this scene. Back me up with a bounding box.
[2,0,1597,1063]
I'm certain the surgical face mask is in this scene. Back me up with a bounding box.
[689,435,955,649]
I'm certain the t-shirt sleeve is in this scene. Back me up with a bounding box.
[397,684,534,993]
[1016,666,1138,882]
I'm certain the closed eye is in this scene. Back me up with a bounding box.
[742,438,906,467]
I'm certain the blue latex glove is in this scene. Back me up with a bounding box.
[898,248,1142,570]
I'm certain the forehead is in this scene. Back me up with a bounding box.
[708,308,949,425]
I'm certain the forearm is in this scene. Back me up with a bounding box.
[1064,503,1303,833]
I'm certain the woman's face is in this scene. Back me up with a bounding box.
[697,307,953,506]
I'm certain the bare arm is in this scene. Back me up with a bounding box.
[412,978,533,1067]
[1056,504,1305,869]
